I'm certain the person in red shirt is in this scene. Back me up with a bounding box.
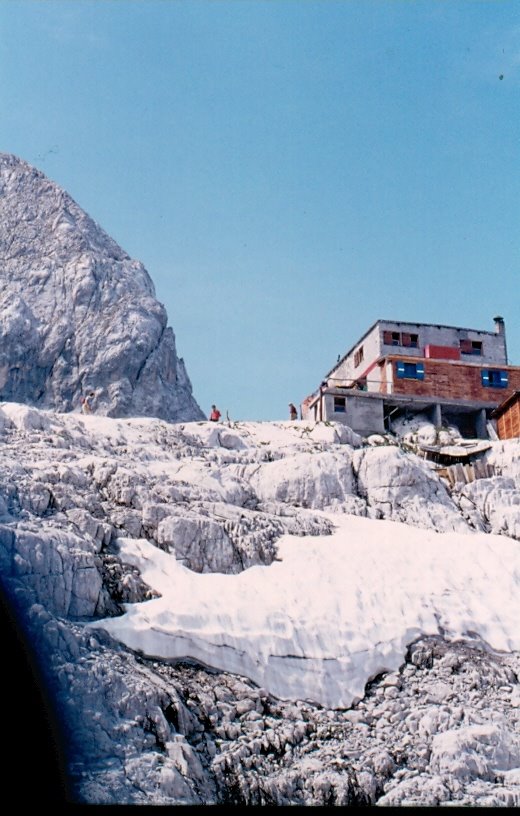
[209,405,221,422]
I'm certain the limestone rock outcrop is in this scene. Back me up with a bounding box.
[0,153,204,421]
[2,406,520,806]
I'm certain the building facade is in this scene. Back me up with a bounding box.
[302,317,520,438]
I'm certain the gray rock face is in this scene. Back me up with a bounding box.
[0,153,205,421]
[2,406,520,806]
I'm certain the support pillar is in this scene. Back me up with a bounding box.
[475,408,487,439]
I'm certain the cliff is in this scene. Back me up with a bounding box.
[0,153,204,421]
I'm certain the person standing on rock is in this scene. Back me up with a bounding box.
[209,405,221,422]
[81,392,95,414]
[289,403,298,421]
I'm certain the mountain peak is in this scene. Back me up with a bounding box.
[0,153,204,421]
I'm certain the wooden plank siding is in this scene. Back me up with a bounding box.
[496,399,520,440]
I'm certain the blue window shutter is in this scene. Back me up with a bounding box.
[481,370,490,386]
[416,362,425,380]
[500,371,509,387]
[396,361,405,378]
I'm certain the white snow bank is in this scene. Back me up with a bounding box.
[94,513,520,709]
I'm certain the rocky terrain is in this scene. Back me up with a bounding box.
[3,151,520,807]
[0,153,204,422]
[1,402,520,806]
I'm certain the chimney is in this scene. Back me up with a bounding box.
[493,315,508,364]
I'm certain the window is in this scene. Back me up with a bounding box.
[401,333,419,348]
[481,369,508,388]
[383,330,419,348]
[460,339,483,355]
[334,397,346,413]
[354,346,364,367]
[395,361,425,380]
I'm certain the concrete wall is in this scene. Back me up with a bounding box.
[328,320,507,389]
[378,321,506,366]
[329,324,381,386]
[323,393,385,435]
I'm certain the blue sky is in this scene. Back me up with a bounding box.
[1,0,518,421]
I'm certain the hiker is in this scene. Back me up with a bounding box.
[289,403,298,421]
[81,392,95,414]
[209,404,221,422]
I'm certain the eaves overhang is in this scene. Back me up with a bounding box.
[491,390,520,419]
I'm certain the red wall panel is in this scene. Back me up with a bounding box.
[424,345,461,361]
